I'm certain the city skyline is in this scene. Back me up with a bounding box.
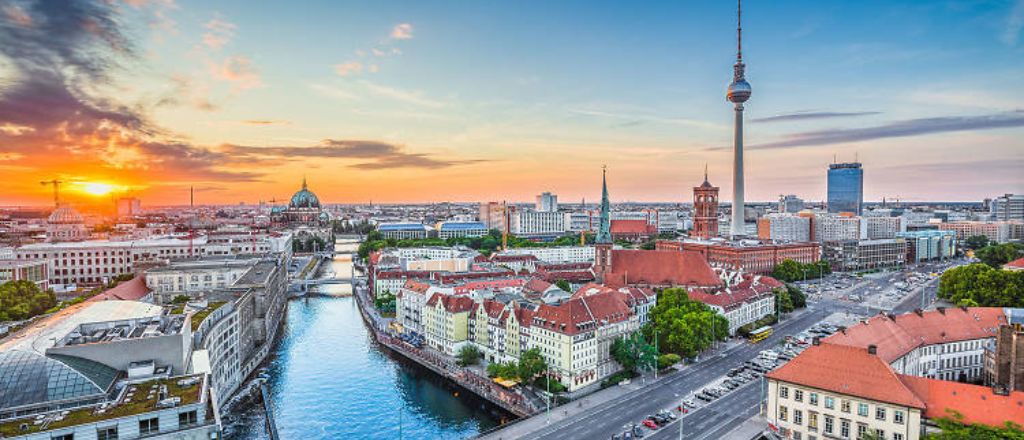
[1,0,1023,207]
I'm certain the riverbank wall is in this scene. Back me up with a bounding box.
[353,286,536,418]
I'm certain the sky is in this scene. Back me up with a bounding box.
[0,0,1022,207]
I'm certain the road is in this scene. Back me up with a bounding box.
[517,308,830,440]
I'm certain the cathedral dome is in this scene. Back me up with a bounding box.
[289,178,320,209]
[48,204,84,225]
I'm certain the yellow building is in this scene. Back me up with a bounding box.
[422,293,474,356]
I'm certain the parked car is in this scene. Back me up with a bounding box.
[643,419,658,430]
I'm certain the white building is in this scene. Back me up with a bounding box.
[500,246,595,264]
[377,223,434,239]
[511,210,565,238]
[991,193,1024,221]
[757,213,811,242]
[536,192,558,212]
[145,258,256,304]
[688,272,780,335]
[563,211,593,233]
[860,216,903,239]
[437,221,488,239]
[814,214,861,242]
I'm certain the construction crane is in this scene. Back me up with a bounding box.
[40,179,63,207]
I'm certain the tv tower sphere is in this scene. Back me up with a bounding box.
[727,77,751,103]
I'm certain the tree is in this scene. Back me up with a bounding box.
[554,280,572,292]
[775,288,795,314]
[643,288,729,358]
[925,411,1024,439]
[0,280,56,322]
[938,263,1024,307]
[486,361,519,379]
[517,348,547,381]
[456,345,481,367]
[964,235,990,250]
[771,259,804,283]
[657,353,681,369]
[610,332,657,373]
[171,295,191,304]
[975,243,1024,268]
[786,284,807,309]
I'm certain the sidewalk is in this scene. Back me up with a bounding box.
[722,414,769,440]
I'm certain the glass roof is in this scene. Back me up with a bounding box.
[0,351,115,411]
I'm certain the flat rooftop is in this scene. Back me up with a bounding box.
[0,301,164,355]
[234,260,279,286]
[54,315,186,348]
[17,236,208,250]
[146,257,257,273]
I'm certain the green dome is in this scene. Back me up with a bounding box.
[289,178,320,209]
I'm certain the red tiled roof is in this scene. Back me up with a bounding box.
[426,293,475,313]
[687,274,780,311]
[491,254,539,262]
[532,290,633,335]
[540,270,595,283]
[1004,257,1024,270]
[610,219,655,235]
[766,343,926,409]
[402,279,432,294]
[823,307,1006,363]
[603,250,721,288]
[899,375,1024,428]
[91,276,151,302]
[523,278,553,293]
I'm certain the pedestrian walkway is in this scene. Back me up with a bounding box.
[721,415,769,440]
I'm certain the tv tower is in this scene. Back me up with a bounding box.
[726,0,751,238]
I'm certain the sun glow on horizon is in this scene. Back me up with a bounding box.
[78,182,117,197]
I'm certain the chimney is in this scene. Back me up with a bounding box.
[812,337,820,346]
[914,308,923,317]
[839,326,847,335]
[867,344,877,355]
[937,307,946,315]
[959,305,968,312]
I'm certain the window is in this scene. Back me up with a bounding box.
[809,392,819,406]
[894,410,905,424]
[841,400,851,413]
[780,386,789,399]
[795,389,804,402]
[857,424,867,438]
[780,405,788,421]
[875,429,885,439]
[824,416,834,434]
[825,396,835,409]
[894,434,904,440]
[840,419,850,438]
[809,412,819,431]
[795,409,803,425]
[51,435,73,440]
[875,407,886,421]
[178,410,198,427]
[97,427,118,440]
[857,403,869,417]
[139,418,159,435]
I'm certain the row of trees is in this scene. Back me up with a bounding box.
[374,290,396,314]
[776,284,808,314]
[485,347,548,382]
[771,259,832,283]
[0,280,56,322]
[974,242,1024,268]
[357,229,593,259]
[292,235,330,253]
[922,413,1024,439]
[641,288,730,358]
[332,219,375,235]
[937,263,1024,307]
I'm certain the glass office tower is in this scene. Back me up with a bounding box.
[827,162,863,215]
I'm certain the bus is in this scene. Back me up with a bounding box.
[748,326,773,343]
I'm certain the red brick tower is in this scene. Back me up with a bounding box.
[693,167,720,239]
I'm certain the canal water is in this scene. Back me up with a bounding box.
[224,239,506,439]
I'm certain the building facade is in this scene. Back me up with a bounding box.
[827,162,864,215]
[991,194,1024,221]
[510,210,565,238]
[814,214,861,242]
[896,230,956,263]
[778,194,804,214]
[757,214,811,242]
[664,240,821,275]
[536,192,558,212]
[822,239,907,272]
[692,175,720,239]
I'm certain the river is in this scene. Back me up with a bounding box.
[224,239,506,439]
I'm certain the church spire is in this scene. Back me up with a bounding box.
[596,166,612,244]
[302,175,308,190]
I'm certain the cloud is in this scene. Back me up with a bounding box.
[239,120,290,126]
[359,81,447,108]
[202,18,236,49]
[569,108,722,130]
[1003,0,1024,46]
[213,55,262,89]
[751,112,1024,150]
[752,111,881,123]
[3,4,33,26]
[334,61,363,76]
[390,23,413,40]
[222,140,484,169]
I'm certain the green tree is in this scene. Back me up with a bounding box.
[456,345,481,367]
[171,295,191,304]
[610,332,658,373]
[964,235,990,250]
[486,361,519,379]
[643,288,729,358]
[517,348,547,381]
[554,280,572,292]
[786,284,807,309]
[657,353,681,369]
[975,243,1024,268]
[775,288,795,314]
[0,280,56,322]
[925,411,1024,439]
[938,263,1024,307]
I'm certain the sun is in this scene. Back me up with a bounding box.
[80,182,116,196]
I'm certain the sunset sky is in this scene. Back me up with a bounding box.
[1,0,1022,207]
